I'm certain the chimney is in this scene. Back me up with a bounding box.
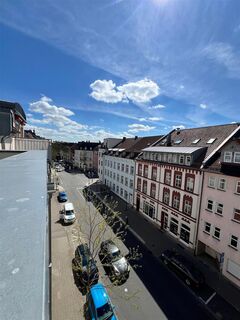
[135,136,138,140]
[166,132,172,146]
[176,128,181,135]
[122,137,126,141]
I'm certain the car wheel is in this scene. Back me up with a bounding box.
[185,278,191,286]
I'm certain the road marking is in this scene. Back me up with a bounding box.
[128,227,146,245]
[205,291,216,305]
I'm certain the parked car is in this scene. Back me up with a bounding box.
[59,202,76,224]
[74,243,99,286]
[161,249,205,287]
[86,283,118,320]
[57,191,68,202]
[99,240,130,281]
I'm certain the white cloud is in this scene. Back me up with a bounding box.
[90,78,160,104]
[179,85,185,89]
[30,96,74,117]
[203,42,240,79]
[148,117,162,121]
[128,123,155,133]
[200,103,207,109]
[148,104,165,109]
[89,80,125,103]
[172,125,186,130]
[118,79,160,103]
[138,117,147,122]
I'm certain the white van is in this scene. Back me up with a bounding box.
[60,202,76,224]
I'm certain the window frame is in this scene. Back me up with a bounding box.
[213,227,221,240]
[151,167,157,181]
[230,235,238,249]
[224,151,232,162]
[164,169,171,185]
[233,208,240,222]
[204,222,211,234]
[150,183,156,198]
[236,181,240,194]
[208,176,216,188]
[174,172,182,188]
[218,178,226,191]
[142,180,147,194]
[234,152,240,163]
[207,199,214,212]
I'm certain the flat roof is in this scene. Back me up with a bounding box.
[0,150,49,320]
[142,146,205,154]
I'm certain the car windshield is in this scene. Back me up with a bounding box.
[60,193,66,197]
[65,210,74,216]
[97,302,113,320]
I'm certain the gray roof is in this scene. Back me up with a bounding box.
[0,150,49,320]
[142,146,205,154]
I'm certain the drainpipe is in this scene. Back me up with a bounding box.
[194,169,205,256]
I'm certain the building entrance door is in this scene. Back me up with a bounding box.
[136,196,140,211]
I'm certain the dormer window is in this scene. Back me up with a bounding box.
[179,155,184,165]
[224,152,232,162]
[234,152,240,163]
[174,139,183,144]
[185,156,191,166]
[207,138,216,144]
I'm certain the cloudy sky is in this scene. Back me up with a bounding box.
[1,0,240,142]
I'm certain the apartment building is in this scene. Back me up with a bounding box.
[134,124,239,250]
[74,141,100,171]
[197,126,240,286]
[103,136,162,205]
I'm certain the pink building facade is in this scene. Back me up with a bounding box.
[197,134,240,287]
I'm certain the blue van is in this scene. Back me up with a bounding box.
[86,283,118,320]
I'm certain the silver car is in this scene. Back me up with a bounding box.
[99,240,130,281]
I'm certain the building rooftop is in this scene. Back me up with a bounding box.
[142,146,205,154]
[0,100,26,122]
[0,150,49,320]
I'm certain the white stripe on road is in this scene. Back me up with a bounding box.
[128,227,146,245]
[205,291,216,305]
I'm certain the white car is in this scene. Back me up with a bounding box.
[59,202,76,224]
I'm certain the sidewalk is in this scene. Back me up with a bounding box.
[89,183,240,320]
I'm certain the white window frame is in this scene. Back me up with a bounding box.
[179,155,184,165]
[233,208,240,222]
[224,151,232,162]
[218,178,226,191]
[234,152,240,163]
[207,199,214,212]
[230,235,238,249]
[186,177,194,192]
[215,202,223,216]
[204,222,211,234]
[208,176,216,188]
[236,181,240,194]
[213,227,221,240]
[185,156,191,166]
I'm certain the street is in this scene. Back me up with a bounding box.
[52,171,214,320]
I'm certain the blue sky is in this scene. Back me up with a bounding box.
[1,0,240,142]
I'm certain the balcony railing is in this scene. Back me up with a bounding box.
[0,137,51,151]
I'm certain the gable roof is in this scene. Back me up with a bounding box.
[155,124,239,161]
[126,135,163,152]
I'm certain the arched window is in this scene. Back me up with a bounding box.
[183,195,193,215]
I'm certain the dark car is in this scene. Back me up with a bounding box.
[161,249,205,287]
[99,240,130,281]
[57,191,68,202]
[74,243,99,286]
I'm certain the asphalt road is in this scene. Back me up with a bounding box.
[57,171,214,320]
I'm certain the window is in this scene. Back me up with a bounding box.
[204,222,211,234]
[117,174,119,182]
[144,165,148,177]
[207,200,214,211]
[173,154,178,163]
[192,138,200,144]
[116,186,119,193]
[163,188,170,205]
[124,191,128,200]
[179,155,184,165]
[121,164,124,171]
[142,180,147,194]
[143,201,155,219]
[113,162,116,169]
[236,181,240,194]
[168,154,172,162]
[150,183,156,198]
[174,139,183,144]
[170,218,178,235]
[208,176,216,188]
[185,156,191,165]
[152,167,157,180]
[120,188,123,196]
[165,169,171,185]
[163,153,167,162]
[117,163,120,170]
[234,152,240,163]
[110,161,112,168]
[110,171,112,178]
[224,152,232,162]
[155,153,159,161]
[216,203,223,215]
[130,166,134,175]
[138,164,142,176]
[107,160,109,167]
[213,227,221,239]
[125,165,129,173]
[174,172,182,188]
[113,172,116,180]
[180,224,190,244]
[218,178,226,191]
[183,196,192,215]
[113,183,115,191]
[130,179,133,188]
[120,176,124,184]
[186,176,194,192]
[230,235,238,249]
[207,138,216,144]
[125,177,128,186]
[233,208,240,222]
[172,192,180,210]
[137,178,141,191]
